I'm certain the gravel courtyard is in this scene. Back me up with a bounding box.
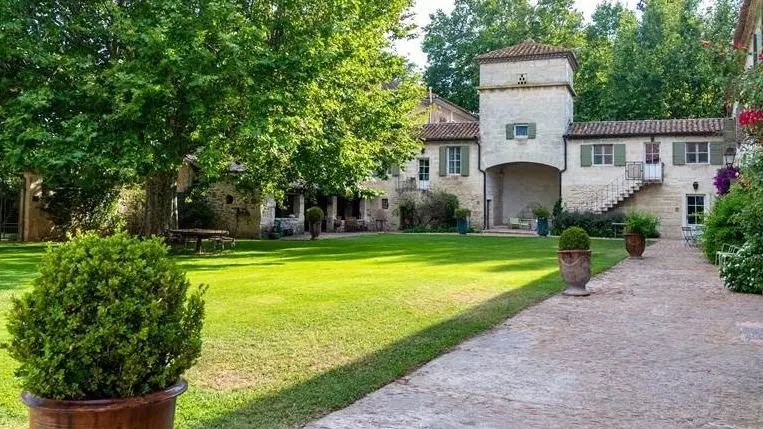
[308,240,763,429]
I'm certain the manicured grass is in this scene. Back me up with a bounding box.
[0,235,627,428]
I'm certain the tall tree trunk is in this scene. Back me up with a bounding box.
[143,171,178,236]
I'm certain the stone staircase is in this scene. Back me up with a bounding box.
[566,162,661,214]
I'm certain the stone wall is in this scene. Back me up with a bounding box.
[364,140,485,230]
[562,136,725,239]
[204,182,262,238]
[260,195,305,236]
[20,172,53,241]
[479,57,573,171]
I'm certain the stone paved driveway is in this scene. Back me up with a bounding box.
[307,240,763,429]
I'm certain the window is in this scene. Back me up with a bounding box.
[381,198,389,210]
[517,73,527,85]
[514,124,529,139]
[645,143,660,164]
[418,159,430,181]
[686,195,705,225]
[593,144,614,165]
[686,142,709,164]
[447,147,461,175]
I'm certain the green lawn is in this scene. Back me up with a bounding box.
[0,235,627,428]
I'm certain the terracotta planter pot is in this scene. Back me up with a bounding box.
[22,380,187,429]
[309,221,321,239]
[624,232,646,258]
[558,250,592,296]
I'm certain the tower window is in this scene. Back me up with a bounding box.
[517,73,528,85]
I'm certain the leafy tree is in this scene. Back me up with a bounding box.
[1,1,423,236]
[422,0,585,113]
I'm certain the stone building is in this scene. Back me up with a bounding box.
[366,40,737,239]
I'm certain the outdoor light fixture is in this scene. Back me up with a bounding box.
[693,181,699,191]
[724,147,737,167]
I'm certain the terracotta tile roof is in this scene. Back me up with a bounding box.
[565,118,724,139]
[475,40,579,70]
[420,122,480,141]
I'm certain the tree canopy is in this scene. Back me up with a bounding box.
[422,0,741,121]
[0,1,423,234]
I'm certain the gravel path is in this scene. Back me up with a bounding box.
[307,240,763,429]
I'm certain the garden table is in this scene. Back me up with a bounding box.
[168,228,229,254]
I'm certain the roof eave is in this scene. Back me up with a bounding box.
[564,131,723,140]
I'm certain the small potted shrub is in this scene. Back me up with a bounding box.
[558,226,592,296]
[623,211,659,258]
[454,208,471,235]
[306,206,324,239]
[533,206,551,237]
[5,232,206,429]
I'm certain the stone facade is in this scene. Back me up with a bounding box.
[364,140,485,230]
[19,172,53,241]
[562,136,727,239]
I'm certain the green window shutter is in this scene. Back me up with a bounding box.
[672,142,686,165]
[710,143,723,165]
[460,146,470,176]
[613,144,626,166]
[528,123,537,139]
[580,145,592,167]
[439,146,447,176]
[391,165,400,177]
[506,124,514,139]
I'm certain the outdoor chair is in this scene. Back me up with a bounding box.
[716,243,741,266]
[681,227,699,247]
[212,235,236,251]
[509,217,530,230]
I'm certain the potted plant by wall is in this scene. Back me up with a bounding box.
[533,206,551,237]
[558,226,592,296]
[454,208,471,235]
[306,206,324,239]
[623,211,659,258]
[5,232,206,429]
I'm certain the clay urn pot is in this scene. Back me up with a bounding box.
[624,232,646,258]
[558,250,592,296]
[309,221,321,239]
[21,379,187,429]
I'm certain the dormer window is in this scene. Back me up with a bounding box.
[514,124,529,139]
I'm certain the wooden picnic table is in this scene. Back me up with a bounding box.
[168,228,229,254]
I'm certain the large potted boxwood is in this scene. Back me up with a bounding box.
[454,208,471,235]
[533,206,550,237]
[623,211,659,258]
[558,226,592,296]
[306,206,324,240]
[5,232,206,429]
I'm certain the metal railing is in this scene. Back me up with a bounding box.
[566,162,662,214]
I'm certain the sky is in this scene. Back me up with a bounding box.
[395,0,640,69]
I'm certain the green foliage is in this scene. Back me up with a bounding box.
[117,187,146,236]
[1,0,424,235]
[721,238,763,294]
[178,194,217,229]
[306,206,325,223]
[4,232,206,400]
[41,185,121,238]
[624,211,660,237]
[454,208,472,219]
[552,199,564,218]
[701,187,749,262]
[397,190,460,229]
[552,211,627,237]
[423,0,584,113]
[558,226,590,250]
[423,0,739,120]
[532,206,550,218]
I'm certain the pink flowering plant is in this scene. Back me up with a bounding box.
[737,51,763,145]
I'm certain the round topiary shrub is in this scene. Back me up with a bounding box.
[5,232,206,400]
[559,226,590,251]
[306,206,324,223]
[720,239,763,294]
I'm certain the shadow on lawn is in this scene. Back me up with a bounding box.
[187,249,625,429]
[180,235,570,272]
